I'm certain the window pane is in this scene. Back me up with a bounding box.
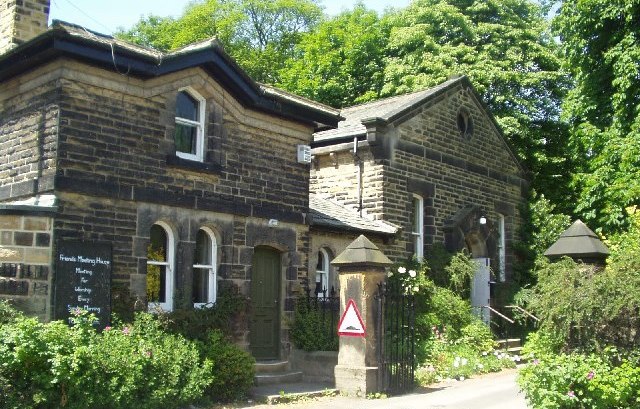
[192,267,209,303]
[316,251,324,270]
[149,225,166,261]
[412,197,420,232]
[195,230,212,265]
[148,265,166,303]
[175,123,197,155]
[176,91,199,121]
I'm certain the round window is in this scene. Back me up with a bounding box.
[457,108,474,138]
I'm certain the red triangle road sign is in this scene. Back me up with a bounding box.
[338,299,366,337]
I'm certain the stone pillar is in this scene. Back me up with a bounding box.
[331,235,392,397]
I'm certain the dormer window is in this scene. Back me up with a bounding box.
[175,89,205,162]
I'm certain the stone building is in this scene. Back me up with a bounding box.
[0,0,340,360]
[308,77,527,306]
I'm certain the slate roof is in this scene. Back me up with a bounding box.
[309,194,397,235]
[0,21,341,129]
[544,219,610,259]
[314,77,461,143]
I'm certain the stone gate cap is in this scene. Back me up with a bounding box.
[544,219,610,258]
[331,235,393,266]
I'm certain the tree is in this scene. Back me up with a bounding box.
[551,0,640,232]
[381,0,573,209]
[116,0,323,83]
[277,5,390,107]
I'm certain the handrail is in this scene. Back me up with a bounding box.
[482,305,515,324]
[506,305,540,322]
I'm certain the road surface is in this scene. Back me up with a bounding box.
[232,368,529,409]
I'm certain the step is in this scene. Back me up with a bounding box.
[251,382,337,404]
[254,371,303,386]
[254,360,289,374]
[496,338,521,350]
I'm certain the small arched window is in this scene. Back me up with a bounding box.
[315,248,330,298]
[192,228,217,307]
[147,222,175,312]
[175,88,205,162]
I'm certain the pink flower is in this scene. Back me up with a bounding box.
[104,326,112,332]
[587,370,595,380]
[122,326,131,336]
[144,350,152,358]
[567,391,575,398]
[532,359,540,365]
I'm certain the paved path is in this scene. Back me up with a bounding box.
[227,368,528,409]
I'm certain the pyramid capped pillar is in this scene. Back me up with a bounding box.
[331,235,392,396]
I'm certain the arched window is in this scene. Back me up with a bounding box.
[315,248,330,298]
[175,88,205,162]
[412,194,424,260]
[147,222,175,311]
[193,227,217,307]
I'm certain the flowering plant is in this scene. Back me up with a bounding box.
[388,265,422,294]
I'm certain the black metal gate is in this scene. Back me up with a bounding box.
[376,280,416,395]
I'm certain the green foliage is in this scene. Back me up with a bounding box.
[0,305,254,408]
[518,351,640,409]
[0,300,22,325]
[277,5,390,107]
[116,0,323,83]
[289,297,338,351]
[528,194,572,258]
[198,330,255,402]
[416,321,514,385]
[552,0,640,232]
[382,0,572,207]
[157,285,246,342]
[522,252,640,353]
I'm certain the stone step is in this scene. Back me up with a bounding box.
[254,371,303,386]
[254,360,289,374]
[251,382,337,404]
[497,338,522,350]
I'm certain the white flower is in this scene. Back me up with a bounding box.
[409,270,417,278]
[388,271,394,277]
[458,376,465,381]
[413,286,419,293]
[477,363,484,369]
[453,361,459,368]
[398,267,406,274]
[461,358,468,366]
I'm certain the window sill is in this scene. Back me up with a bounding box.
[166,155,222,174]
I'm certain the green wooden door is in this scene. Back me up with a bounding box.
[250,247,281,359]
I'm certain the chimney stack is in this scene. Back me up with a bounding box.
[0,0,50,55]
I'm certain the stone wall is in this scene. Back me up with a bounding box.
[0,212,53,320]
[311,83,526,281]
[0,65,59,202]
[0,0,50,55]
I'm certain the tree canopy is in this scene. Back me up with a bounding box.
[551,0,640,232]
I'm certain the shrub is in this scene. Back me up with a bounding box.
[518,351,640,408]
[158,285,246,342]
[289,297,338,351]
[199,330,255,402]
[0,309,213,409]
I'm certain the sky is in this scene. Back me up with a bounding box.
[48,0,411,35]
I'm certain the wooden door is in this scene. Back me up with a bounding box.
[250,247,281,359]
